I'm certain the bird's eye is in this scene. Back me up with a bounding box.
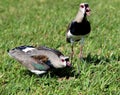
[61,59,65,62]
[80,5,84,8]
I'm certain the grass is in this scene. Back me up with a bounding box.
[0,0,120,95]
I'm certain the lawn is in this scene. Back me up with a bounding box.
[0,0,120,95]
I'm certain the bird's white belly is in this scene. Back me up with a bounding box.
[30,70,46,75]
[67,30,84,41]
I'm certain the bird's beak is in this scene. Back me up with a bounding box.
[66,61,72,67]
[86,7,91,16]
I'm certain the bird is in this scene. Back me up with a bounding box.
[66,3,91,60]
[8,45,71,75]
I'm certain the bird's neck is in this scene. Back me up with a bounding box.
[74,11,86,23]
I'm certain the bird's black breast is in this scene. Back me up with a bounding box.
[69,21,91,35]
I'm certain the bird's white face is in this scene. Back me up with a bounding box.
[79,3,91,16]
[60,56,71,67]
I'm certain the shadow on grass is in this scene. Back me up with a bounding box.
[83,53,120,64]
[50,67,76,78]
[23,67,76,79]
[83,53,110,65]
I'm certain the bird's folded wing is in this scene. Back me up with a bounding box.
[37,46,63,57]
[9,50,50,71]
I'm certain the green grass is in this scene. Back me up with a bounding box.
[0,0,120,95]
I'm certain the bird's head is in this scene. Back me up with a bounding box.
[79,3,91,16]
[59,56,71,67]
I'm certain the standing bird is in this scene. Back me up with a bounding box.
[66,3,91,59]
[8,45,71,75]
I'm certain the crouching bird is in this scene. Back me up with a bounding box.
[66,3,91,59]
[8,46,71,75]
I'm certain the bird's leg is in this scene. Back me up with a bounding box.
[77,42,83,75]
[79,44,83,59]
[70,43,74,63]
[76,37,84,75]
[71,43,74,57]
[70,40,74,63]
[79,37,84,59]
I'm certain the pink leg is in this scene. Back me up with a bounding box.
[79,37,84,59]
[70,44,74,63]
[79,45,83,59]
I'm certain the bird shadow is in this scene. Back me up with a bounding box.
[50,67,76,78]
[83,53,110,65]
[23,67,76,79]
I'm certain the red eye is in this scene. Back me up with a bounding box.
[61,59,65,62]
[80,5,84,8]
